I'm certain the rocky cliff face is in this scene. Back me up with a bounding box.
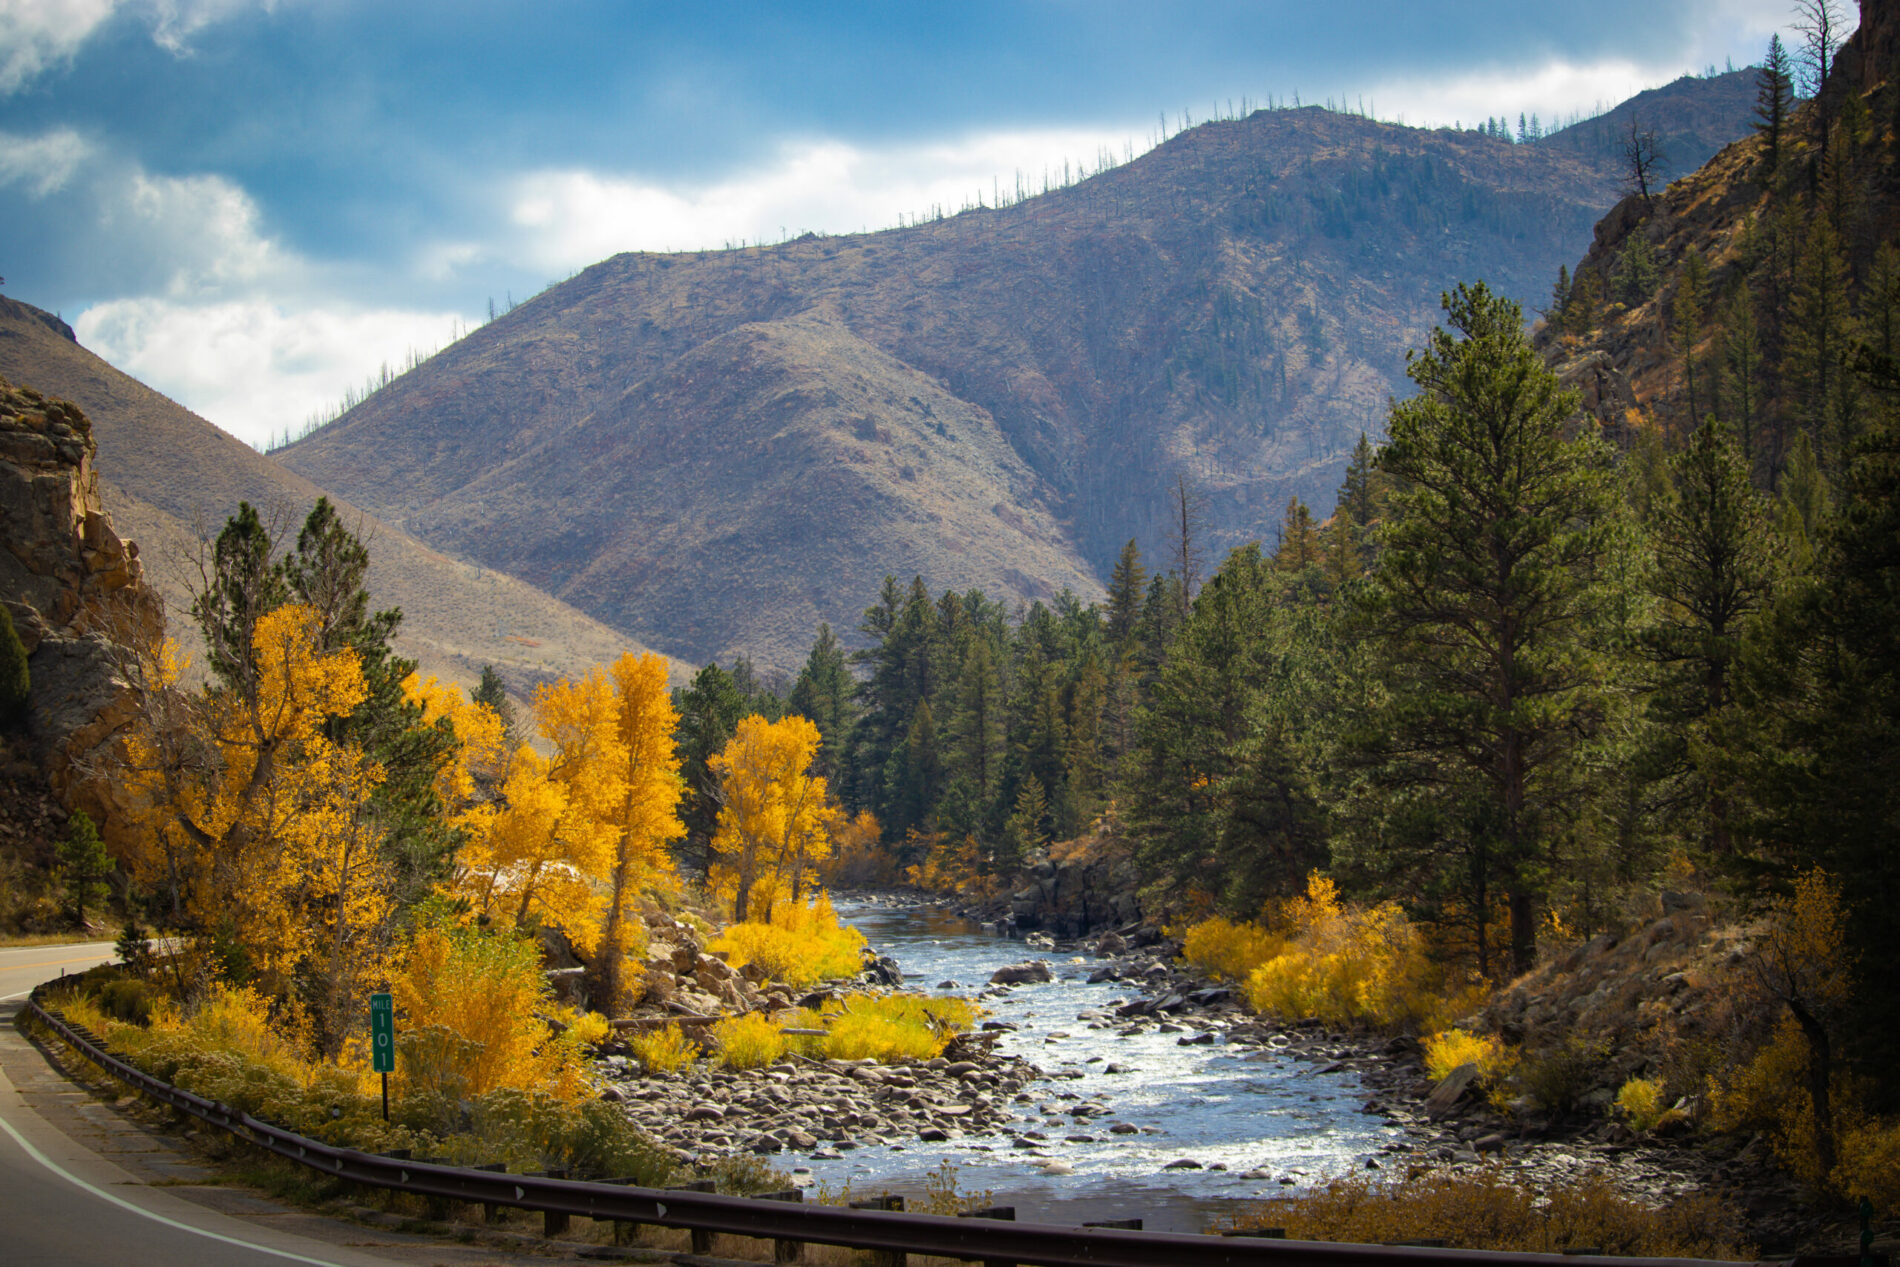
[0,375,163,840]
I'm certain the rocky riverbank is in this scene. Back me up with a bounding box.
[589,894,1857,1253]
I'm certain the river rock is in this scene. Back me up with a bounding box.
[990,960,1053,985]
[1423,1063,1479,1119]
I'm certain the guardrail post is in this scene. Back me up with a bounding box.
[958,1206,1016,1267]
[472,1162,508,1222]
[536,1169,569,1236]
[668,1180,717,1255]
[759,1189,804,1263]
[849,1195,906,1267]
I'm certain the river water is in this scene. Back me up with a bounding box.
[793,896,1399,1232]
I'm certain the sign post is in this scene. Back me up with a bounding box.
[369,992,395,1122]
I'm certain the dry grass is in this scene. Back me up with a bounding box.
[1223,1167,1754,1259]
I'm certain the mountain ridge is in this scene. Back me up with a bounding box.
[270,73,1754,670]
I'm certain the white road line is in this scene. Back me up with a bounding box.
[0,1111,351,1267]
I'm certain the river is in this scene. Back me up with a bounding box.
[790,896,1399,1232]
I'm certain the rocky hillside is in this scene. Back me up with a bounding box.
[0,375,162,848]
[280,75,1759,671]
[1538,1,1898,464]
[0,297,684,697]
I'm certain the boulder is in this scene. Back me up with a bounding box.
[1423,1063,1479,1120]
[989,960,1053,985]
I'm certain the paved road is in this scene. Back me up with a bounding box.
[0,940,119,1002]
[0,941,414,1266]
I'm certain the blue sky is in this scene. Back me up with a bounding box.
[1,0,1824,447]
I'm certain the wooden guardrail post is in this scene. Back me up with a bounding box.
[668,1180,717,1254]
[758,1189,805,1263]
[535,1170,569,1236]
[472,1162,508,1222]
[958,1206,1016,1267]
[849,1195,906,1267]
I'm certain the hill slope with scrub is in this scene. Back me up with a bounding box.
[280,75,1758,670]
[0,296,681,695]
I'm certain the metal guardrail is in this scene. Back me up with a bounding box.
[18,987,1781,1267]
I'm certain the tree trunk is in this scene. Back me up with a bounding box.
[1788,998,1837,1178]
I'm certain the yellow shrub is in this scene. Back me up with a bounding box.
[1706,1013,1824,1187]
[809,993,977,1064]
[710,893,867,988]
[1225,1167,1751,1257]
[1180,917,1286,981]
[628,1023,699,1073]
[1615,1077,1668,1132]
[1424,1028,1515,1084]
[713,1013,786,1069]
[569,1011,612,1049]
[1836,1119,1900,1218]
[392,910,586,1101]
[1244,892,1442,1028]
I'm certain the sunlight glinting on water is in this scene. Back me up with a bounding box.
[800,898,1398,1229]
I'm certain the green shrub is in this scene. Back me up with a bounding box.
[1515,1035,1609,1117]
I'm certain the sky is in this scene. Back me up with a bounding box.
[0,0,1831,449]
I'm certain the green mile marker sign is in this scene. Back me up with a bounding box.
[369,992,395,1071]
[370,991,394,1120]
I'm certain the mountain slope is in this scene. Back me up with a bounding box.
[282,75,1760,671]
[0,296,681,694]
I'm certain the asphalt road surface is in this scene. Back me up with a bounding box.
[0,940,411,1266]
[0,940,119,1003]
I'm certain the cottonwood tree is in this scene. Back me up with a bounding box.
[710,714,831,922]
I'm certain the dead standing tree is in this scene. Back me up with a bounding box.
[1621,115,1668,208]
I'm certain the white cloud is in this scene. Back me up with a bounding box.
[0,0,117,93]
[1368,58,1664,132]
[76,298,468,448]
[0,0,276,94]
[505,126,1145,269]
[0,127,93,196]
[142,0,268,53]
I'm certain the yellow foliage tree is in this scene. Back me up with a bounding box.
[452,745,612,949]
[531,653,683,1008]
[402,671,507,838]
[121,604,395,1054]
[710,713,831,922]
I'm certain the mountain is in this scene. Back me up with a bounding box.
[0,296,683,695]
[281,74,1760,672]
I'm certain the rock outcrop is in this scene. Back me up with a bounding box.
[0,375,164,839]
[999,837,1143,938]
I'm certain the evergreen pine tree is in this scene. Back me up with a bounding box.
[788,622,854,780]
[1104,540,1146,651]
[1642,418,1775,859]
[1346,283,1619,977]
[56,810,113,928]
[675,663,745,874]
[470,664,517,742]
[1755,34,1795,178]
